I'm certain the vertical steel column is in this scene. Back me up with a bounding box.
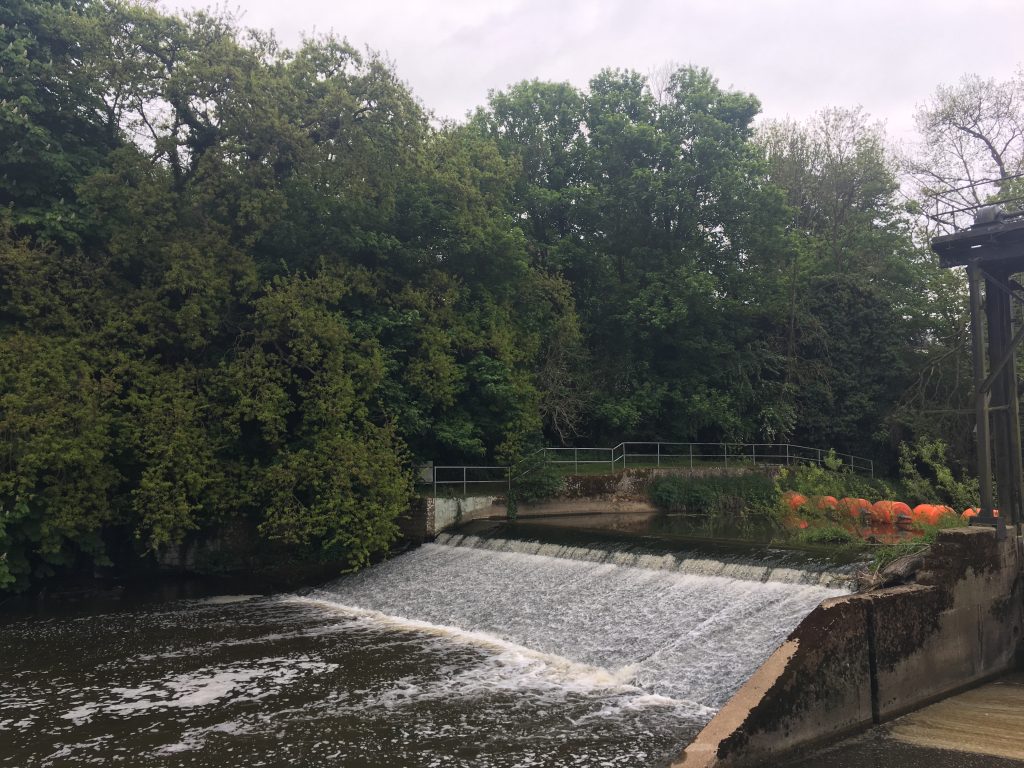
[1005,276,1024,527]
[985,266,1024,527]
[969,262,995,523]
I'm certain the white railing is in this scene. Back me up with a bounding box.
[420,442,874,496]
[530,442,872,476]
[426,465,511,497]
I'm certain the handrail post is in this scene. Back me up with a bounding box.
[574,447,578,474]
[657,442,661,468]
[463,466,467,496]
[689,443,693,469]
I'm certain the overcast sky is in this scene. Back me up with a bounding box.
[164,0,1022,143]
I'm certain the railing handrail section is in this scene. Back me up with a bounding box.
[422,442,874,495]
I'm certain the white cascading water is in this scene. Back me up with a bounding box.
[303,535,850,713]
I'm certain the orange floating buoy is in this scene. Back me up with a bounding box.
[872,500,895,525]
[838,497,861,518]
[912,503,934,521]
[815,495,839,511]
[783,491,808,511]
[912,504,945,525]
[891,501,912,517]
[962,507,979,518]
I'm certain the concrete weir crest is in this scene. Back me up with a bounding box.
[673,527,1024,768]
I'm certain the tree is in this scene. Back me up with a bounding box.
[906,68,1024,233]
[758,109,942,461]
[478,67,792,445]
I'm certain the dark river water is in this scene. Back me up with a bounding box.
[1,535,848,767]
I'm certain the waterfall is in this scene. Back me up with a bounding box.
[304,536,849,711]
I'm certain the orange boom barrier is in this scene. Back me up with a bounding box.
[912,504,941,525]
[814,496,839,513]
[838,497,861,518]
[891,501,913,530]
[963,507,1001,518]
[871,500,895,525]
[891,501,912,517]
[783,491,807,511]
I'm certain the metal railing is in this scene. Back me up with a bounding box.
[530,442,872,477]
[427,465,511,497]
[419,441,873,496]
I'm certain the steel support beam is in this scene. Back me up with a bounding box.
[969,262,997,527]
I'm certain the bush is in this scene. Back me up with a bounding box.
[648,472,779,532]
[898,437,979,509]
[512,455,565,503]
[776,454,890,502]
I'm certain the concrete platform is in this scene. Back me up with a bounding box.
[785,674,1024,768]
[888,674,1024,761]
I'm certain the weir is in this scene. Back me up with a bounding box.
[305,535,849,763]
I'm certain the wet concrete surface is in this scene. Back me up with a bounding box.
[784,732,1024,768]
[784,674,1024,768]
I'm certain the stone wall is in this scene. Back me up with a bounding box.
[674,527,1023,767]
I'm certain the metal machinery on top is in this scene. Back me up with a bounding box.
[932,209,1024,535]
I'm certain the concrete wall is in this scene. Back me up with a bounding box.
[675,527,1023,768]
[430,496,504,534]
[397,495,505,541]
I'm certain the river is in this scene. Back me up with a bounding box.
[1,534,849,767]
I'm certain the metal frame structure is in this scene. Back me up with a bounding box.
[932,213,1024,534]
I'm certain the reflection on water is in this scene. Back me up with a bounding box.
[1,538,846,767]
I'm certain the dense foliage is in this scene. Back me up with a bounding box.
[0,0,985,589]
[647,472,778,533]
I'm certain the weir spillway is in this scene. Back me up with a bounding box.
[1,534,854,767]
[304,534,850,761]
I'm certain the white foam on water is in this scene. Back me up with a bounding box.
[294,597,642,692]
[155,720,254,755]
[61,656,338,724]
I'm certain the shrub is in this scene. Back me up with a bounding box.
[512,455,565,503]
[648,472,780,532]
[776,455,890,504]
[898,437,979,510]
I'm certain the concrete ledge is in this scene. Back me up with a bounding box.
[673,527,1023,767]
